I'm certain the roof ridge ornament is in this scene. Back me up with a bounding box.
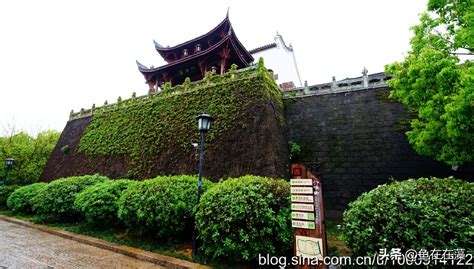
[226,7,230,18]
[274,33,293,52]
[153,40,164,49]
[136,60,148,70]
[362,67,369,87]
[362,66,368,76]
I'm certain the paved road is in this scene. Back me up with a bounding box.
[0,220,164,269]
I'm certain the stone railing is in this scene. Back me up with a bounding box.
[69,93,150,121]
[282,72,392,98]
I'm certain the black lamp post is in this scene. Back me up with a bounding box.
[2,157,14,185]
[192,113,213,258]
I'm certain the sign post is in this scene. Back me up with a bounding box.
[291,164,327,269]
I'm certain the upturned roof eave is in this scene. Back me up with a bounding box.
[154,15,230,56]
[229,30,254,64]
[138,34,250,76]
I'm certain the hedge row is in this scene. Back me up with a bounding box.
[7,183,47,212]
[2,174,292,263]
[118,175,214,238]
[74,179,135,226]
[4,175,468,263]
[0,185,19,206]
[196,176,292,262]
[343,177,473,256]
[32,174,109,220]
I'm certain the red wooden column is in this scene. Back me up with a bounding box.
[291,163,327,269]
[146,81,156,93]
[198,61,206,77]
[219,47,231,75]
[162,72,171,85]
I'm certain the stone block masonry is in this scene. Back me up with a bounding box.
[42,68,472,220]
[42,69,289,182]
[285,86,473,220]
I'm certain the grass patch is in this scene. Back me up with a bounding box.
[0,208,192,261]
[326,220,352,257]
[0,207,38,222]
[49,222,192,261]
[0,208,352,267]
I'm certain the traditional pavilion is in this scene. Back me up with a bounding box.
[137,14,254,92]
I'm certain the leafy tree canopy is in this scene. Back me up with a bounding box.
[0,130,60,185]
[385,0,473,166]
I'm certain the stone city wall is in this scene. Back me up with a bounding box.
[284,77,473,220]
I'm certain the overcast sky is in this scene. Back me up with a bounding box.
[0,0,427,134]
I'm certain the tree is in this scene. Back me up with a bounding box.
[385,0,473,167]
[0,129,60,185]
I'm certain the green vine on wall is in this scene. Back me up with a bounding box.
[78,60,284,178]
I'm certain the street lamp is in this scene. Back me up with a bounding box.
[5,158,14,168]
[192,113,213,258]
[2,157,14,185]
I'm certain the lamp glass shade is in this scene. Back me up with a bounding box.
[5,157,14,167]
[197,113,213,132]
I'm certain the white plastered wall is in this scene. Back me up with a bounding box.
[251,34,302,88]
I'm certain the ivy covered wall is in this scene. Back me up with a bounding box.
[42,63,289,181]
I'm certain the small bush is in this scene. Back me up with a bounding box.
[289,141,301,160]
[343,177,473,256]
[7,183,47,213]
[196,176,292,263]
[31,174,109,220]
[117,175,213,239]
[74,179,135,226]
[60,145,70,155]
[0,185,20,206]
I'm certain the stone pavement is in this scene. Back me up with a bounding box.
[0,219,164,269]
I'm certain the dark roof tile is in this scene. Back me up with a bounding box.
[249,43,277,54]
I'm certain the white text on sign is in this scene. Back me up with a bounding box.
[291,195,314,203]
[292,220,315,229]
[291,203,315,212]
[292,212,315,220]
[290,187,313,194]
[290,179,312,186]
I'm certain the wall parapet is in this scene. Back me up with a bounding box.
[69,65,259,121]
[43,62,288,181]
[282,72,391,98]
[284,85,472,220]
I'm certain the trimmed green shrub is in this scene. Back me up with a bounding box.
[196,176,292,263]
[343,177,473,256]
[7,183,47,213]
[31,174,109,220]
[117,175,213,238]
[0,185,19,206]
[74,179,135,225]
